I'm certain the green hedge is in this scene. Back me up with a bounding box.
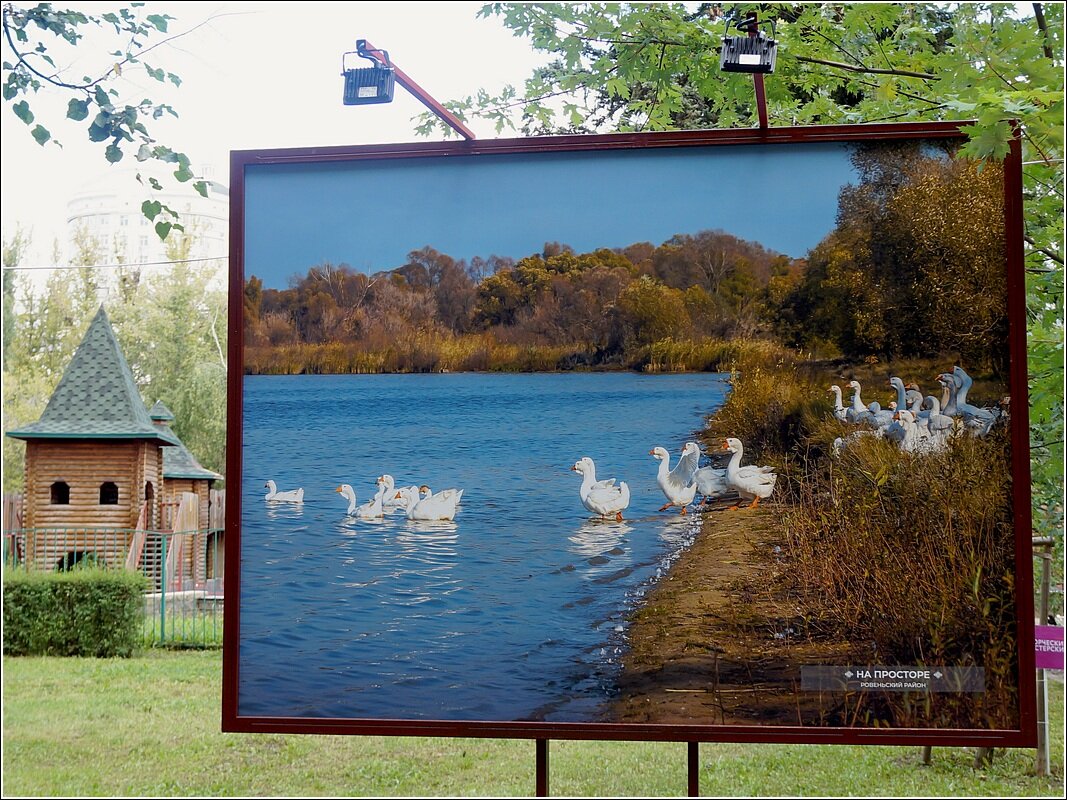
[3,568,148,657]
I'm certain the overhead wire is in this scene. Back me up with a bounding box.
[3,256,227,271]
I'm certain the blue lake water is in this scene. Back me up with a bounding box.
[239,372,729,722]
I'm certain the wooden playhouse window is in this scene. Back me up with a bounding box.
[99,482,119,505]
[50,481,70,505]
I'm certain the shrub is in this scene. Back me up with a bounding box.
[3,567,148,657]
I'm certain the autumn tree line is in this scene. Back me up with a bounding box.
[245,143,1008,375]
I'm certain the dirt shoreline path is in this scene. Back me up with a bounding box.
[610,503,864,727]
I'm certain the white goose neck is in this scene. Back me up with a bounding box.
[725,446,743,477]
[656,454,672,481]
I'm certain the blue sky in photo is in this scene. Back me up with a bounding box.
[244,142,857,289]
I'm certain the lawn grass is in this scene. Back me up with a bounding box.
[2,651,1063,796]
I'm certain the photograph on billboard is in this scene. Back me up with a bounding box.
[225,124,1033,743]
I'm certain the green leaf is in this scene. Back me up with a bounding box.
[66,98,89,121]
[105,143,123,163]
[193,180,209,198]
[154,220,172,240]
[146,14,170,32]
[141,200,162,220]
[12,100,33,125]
[30,125,50,145]
[87,113,111,142]
[174,165,193,183]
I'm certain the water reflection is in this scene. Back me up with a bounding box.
[395,521,460,552]
[568,518,632,558]
[265,502,306,522]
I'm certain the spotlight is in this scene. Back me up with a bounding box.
[342,39,395,105]
[719,17,777,74]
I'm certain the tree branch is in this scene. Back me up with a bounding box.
[1024,235,1064,265]
[210,303,226,369]
[791,54,936,80]
[801,24,872,70]
[853,77,942,106]
[1033,3,1056,60]
[2,9,240,93]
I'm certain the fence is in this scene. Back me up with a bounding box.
[3,490,225,649]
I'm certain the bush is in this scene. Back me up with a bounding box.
[3,568,148,657]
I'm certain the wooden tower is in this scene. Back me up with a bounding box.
[7,307,182,533]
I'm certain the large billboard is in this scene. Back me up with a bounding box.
[223,123,1035,746]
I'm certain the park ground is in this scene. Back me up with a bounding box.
[1,650,1062,796]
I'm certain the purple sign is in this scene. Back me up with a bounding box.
[1035,626,1064,669]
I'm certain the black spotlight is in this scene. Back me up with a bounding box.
[342,39,396,105]
[719,17,778,74]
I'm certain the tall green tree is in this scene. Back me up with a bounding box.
[2,225,227,491]
[424,1,1064,539]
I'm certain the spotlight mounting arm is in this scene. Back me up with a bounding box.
[343,38,476,141]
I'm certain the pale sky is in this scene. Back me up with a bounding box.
[0,1,549,267]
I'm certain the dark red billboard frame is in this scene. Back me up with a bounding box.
[223,121,1037,748]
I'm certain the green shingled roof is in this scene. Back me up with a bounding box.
[149,400,176,422]
[7,307,180,445]
[163,440,222,481]
[149,400,220,479]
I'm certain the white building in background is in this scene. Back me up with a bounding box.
[65,167,228,266]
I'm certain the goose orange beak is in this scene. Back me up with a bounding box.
[335,486,342,493]
[394,491,402,499]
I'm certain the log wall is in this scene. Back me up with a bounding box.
[163,478,212,531]
[24,440,163,530]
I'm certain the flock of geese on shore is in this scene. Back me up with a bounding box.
[260,365,1003,524]
[572,438,776,522]
[262,437,777,523]
[830,365,1006,455]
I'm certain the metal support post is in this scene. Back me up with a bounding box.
[1036,542,1051,775]
[536,739,549,796]
[688,741,700,796]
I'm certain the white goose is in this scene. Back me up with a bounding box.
[922,396,955,444]
[935,372,960,417]
[403,485,460,521]
[888,377,909,417]
[951,366,999,437]
[650,444,699,514]
[336,483,384,519]
[378,475,428,513]
[865,401,895,430]
[845,380,870,424]
[377,475,401,513]
[691,441,764,503]
[571,457,630,521]
[264,480,303,503]
[890,410,942,454]
[828,385,849,422]
[721,437,777,509]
